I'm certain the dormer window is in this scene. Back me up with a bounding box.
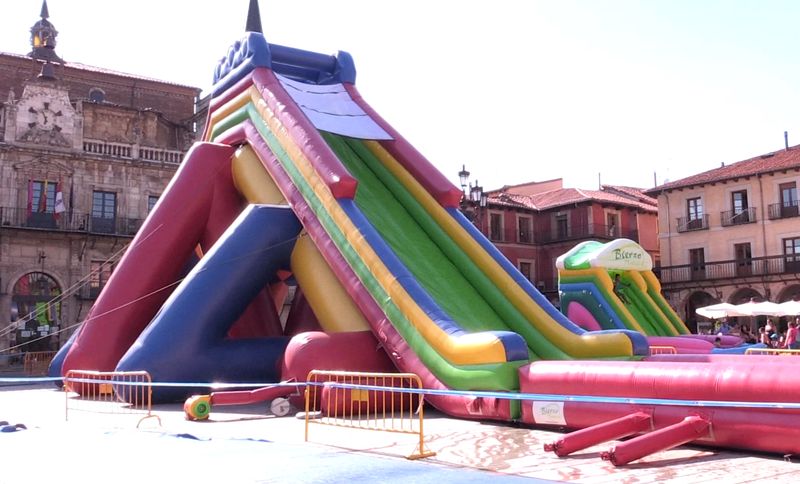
[89,88,106,103]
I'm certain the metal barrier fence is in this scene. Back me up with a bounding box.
[745,348,800,356]
[64,370,161,428]
[649,345,677,356]
[23,351,57,376]
[304,370,436,460]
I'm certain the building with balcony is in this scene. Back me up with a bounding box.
[0,4,200,354]
[462,177,658,305]
[645,141,800,332]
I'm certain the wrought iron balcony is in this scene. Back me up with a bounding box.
[0,207,143,237]
[486,226,537,245]
[767,201,799,220]
[655,253,800,284]
[676,214,709,233]
[720,207,756,226]
[534,223,637,244]
[0,207,88,232]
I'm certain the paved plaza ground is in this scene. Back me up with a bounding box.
[0,380,796,483]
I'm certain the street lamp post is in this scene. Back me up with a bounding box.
[458,164,470,194]
[457,165,487,231]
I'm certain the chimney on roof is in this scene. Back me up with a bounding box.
[785,131,789,150]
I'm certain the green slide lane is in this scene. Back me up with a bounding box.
[619,272,677,336]
[322,133,573,361]
[247,113,524,390]
[618,273,665,336]
[645,277,689,335]
[325,134,508,331]
[649,288,688,335]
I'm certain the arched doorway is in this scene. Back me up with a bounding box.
[777,284,800,303]
[685,290,717,334]
[729,287,763,304]
[10,272,61,353]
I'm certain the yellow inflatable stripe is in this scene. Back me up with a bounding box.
[291,234,371,332]
[227,131,370,334]
[365,141,634,357]
[625,270,647,291]
[232,145,368,332]
[219,101,369,333]
[641,270,662,292]
[231,145,287,205]
[245,90,508,365]
[207,89,252,139]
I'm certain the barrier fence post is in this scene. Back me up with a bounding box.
[23,351,57,376]
[304,370,436,459]
[745,348,800,356]
[648,346,677,356]
[64,370,161,428]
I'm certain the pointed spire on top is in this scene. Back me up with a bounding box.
[29,0,63,64]
[245,0,263,33]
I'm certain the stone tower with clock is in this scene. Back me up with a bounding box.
[14,72,79,148]
[0,2,204,361]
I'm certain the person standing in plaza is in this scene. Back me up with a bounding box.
[759,326,770,346]
[783,319,799,350]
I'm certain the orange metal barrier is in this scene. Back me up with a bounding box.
[649,345,677,356]
[304,370,435,460]
[64,370,161,428]
[745,348,800,356]
[23,351,56,376]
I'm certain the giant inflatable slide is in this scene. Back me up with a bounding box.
[557,239,689,336]
[52,20,800,460]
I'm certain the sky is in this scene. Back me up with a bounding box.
[2,0,800,192]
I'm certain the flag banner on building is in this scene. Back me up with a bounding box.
[27,179,34,217]
[54,178,66,219]
[68,181,74,224]
[38,180,48,213]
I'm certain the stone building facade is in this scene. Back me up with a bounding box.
[457,172,659,307]
[0,4,201,356]
[645,139,800,333]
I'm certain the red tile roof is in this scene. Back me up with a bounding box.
[0,51,200,92]
[486,185,657,213]
[486,192,538,209]
[602,185,658,207]
[645,145,800,195]
[499,178,564,196]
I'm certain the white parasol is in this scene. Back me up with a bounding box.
[777,300,800,316]
[733,300,784,317]
[695,302,748,319]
